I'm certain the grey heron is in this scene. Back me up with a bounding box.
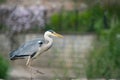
[9,30,63,67]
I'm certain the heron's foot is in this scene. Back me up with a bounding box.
[29,66,44,75]
[35,69,44,74]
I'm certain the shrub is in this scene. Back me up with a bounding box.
[45,5,104,33]
[0,54,9,79]
[86,19,120,78]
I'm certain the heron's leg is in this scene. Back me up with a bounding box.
[26,56,31,66]
[26,56,44,75]
[26,56,33,80]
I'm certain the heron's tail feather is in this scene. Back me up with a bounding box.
[9,50,29,60]
[9,50,17,60]
[10,55,28,60]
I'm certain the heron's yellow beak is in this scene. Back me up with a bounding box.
[53,32,64,38]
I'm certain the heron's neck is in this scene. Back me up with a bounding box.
[44,35,53,47]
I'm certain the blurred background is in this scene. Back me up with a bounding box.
[0,0,120,80]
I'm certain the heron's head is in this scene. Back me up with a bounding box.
[45,30,63,38]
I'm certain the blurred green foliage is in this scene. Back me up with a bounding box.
[0,24,7,33]
[85,2,120,78]
[45,4,105,34]
[46,12,88,33]
[0,0,6,32]
[86,18,120,78]
[105,3,120,19]
[0,0,6,3]
[45,2,120,34]
[0,54,9,79]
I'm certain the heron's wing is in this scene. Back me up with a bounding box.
[9,38,44,60]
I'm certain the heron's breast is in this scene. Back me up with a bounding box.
[32,47,44,59]
[31,44,52,59]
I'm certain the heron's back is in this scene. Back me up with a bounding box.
[9,38,44,60]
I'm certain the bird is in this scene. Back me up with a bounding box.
[9,30,63,67]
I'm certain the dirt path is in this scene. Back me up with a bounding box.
[9,66,88,80]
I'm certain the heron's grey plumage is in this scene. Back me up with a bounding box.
[9,30,63,64]
[10,38,44,60]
